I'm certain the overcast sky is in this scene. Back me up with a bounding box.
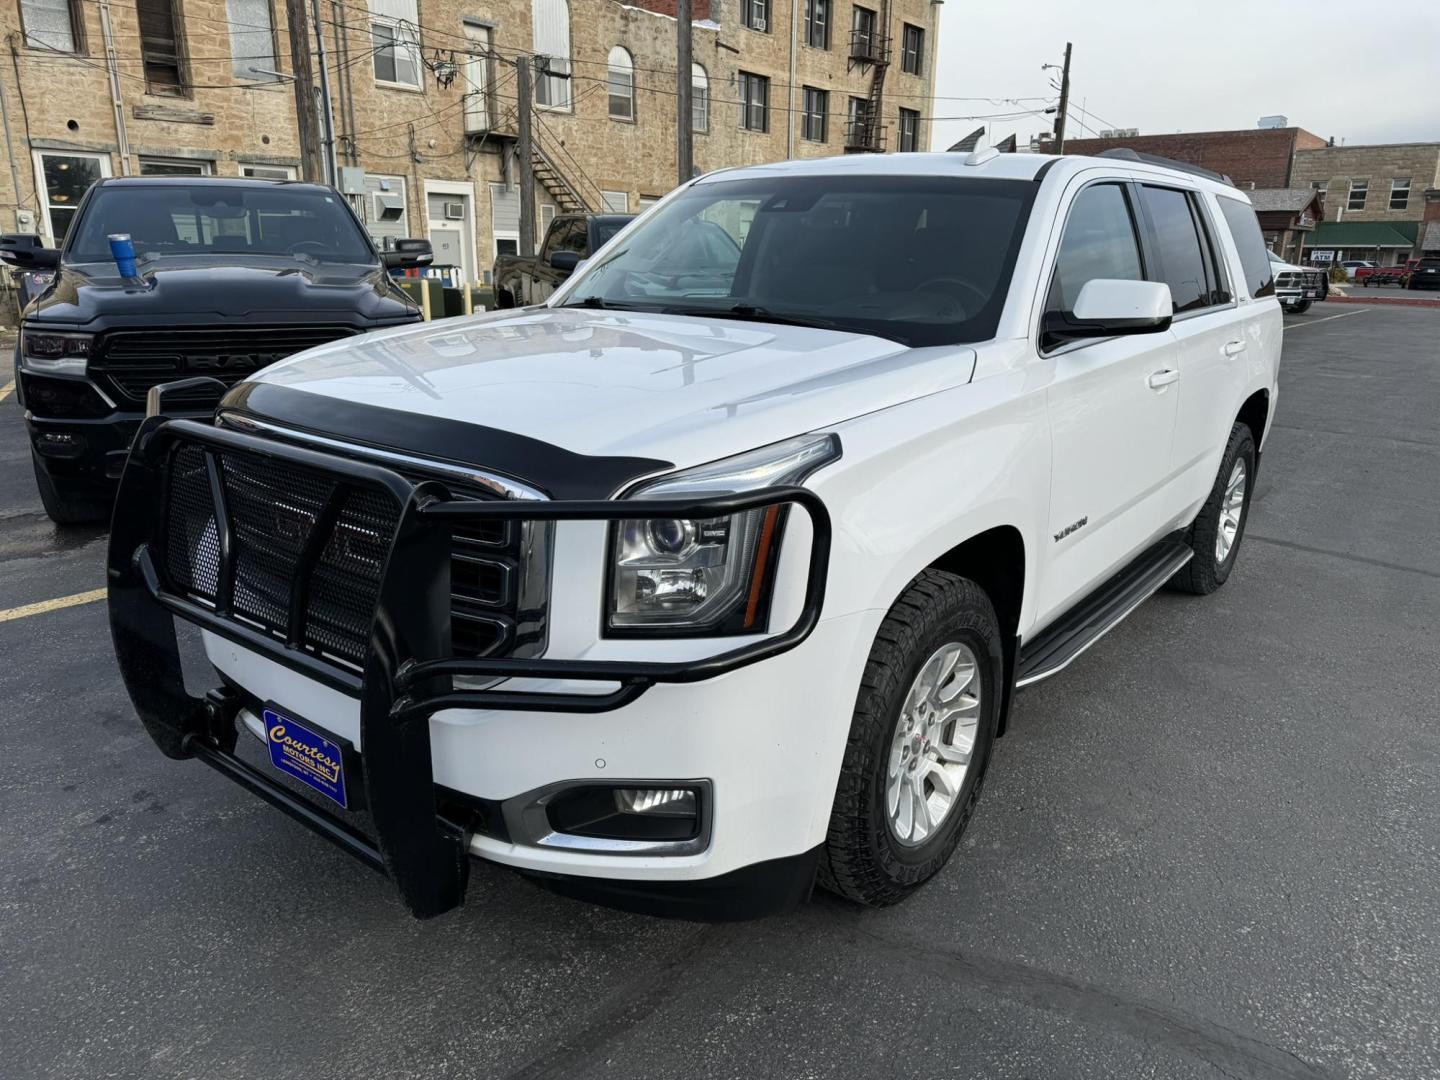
[929,1,1440,153]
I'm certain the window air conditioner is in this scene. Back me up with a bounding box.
[372,192,405,222]
[444,201,465,220]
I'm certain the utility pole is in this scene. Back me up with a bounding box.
[676,0,693,187]
[285,0,324,182]
[516,58,536,257]
[1052,41,1072,155]
[309,0,337,184]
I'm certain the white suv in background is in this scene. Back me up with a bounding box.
[109,149,1282,920]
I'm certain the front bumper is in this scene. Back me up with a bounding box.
[108,417,835,919]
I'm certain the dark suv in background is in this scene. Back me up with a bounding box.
[2,177,427,524]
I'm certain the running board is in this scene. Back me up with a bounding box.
[1016,537,1193,688]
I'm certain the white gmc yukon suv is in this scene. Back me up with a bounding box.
[109,149,1282,920]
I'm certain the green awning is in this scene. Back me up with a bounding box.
[1302,221,1420,248]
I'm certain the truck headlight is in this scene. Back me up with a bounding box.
[607,433,839,635]
[20,330,93,376]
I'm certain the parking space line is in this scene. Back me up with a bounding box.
[1283,310,1367,330]
[0,588,107,623]
[0,380,14,402]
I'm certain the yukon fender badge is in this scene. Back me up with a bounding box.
[1053,516,1088,543]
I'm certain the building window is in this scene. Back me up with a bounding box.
[1389,178,1411,211]
[900,23,923,75]
[897,108,919,152]
[139,157,211,175]
[739,71,769,133]
[20,0,83,53]
[691,63,709,133]
[370,0,420,88]
[137,0,186,95]
[846,95,869,133]
[33,150,111,247]
[744,0,770,32]
[804,0,829,48]
[1347,179,1368,211]
[532,0,572,109]
[801,87,828,142]
[601,190,628,213]
[607,46,634,121]
[851,6,877,58]
[462,22,492,133]
[241,163,299,180]
[227,0,276,79]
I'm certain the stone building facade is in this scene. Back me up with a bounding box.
[1287,142,1440,223]
[0,0,940,284]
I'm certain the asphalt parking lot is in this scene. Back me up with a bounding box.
[2,303,1438,1080]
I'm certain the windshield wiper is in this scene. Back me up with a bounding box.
[563,296,647,310]
[661,303,860,336]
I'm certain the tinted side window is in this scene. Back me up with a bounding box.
[562,220,589,254]
[1216,196,1276,299]
[539,220,566,260]
[1045,183,1144,315]
[1140,186,1212,314]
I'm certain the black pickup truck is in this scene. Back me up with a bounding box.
[3,176,430,524]
[492,213,631,308]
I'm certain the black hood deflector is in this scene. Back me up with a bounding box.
[220,381,673,501]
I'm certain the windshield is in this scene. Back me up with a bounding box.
[66,185,378,265]
[558,174,1038,347]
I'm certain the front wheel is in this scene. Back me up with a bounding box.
[1289,299,1312,314]
[1170,423,1256,595]
[820,570,1002,907]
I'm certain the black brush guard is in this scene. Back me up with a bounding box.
[107,416,832,918]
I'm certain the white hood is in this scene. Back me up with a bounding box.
[250,306,976,469]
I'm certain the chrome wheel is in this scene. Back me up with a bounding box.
[886,642,982,848]
[1215,457,1247,565]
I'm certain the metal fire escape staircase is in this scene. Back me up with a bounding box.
[474,104,602,214]
[845,0,891,153]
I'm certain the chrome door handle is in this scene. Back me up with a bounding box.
[1147,368,1180,390]
[1223,340,1247,357]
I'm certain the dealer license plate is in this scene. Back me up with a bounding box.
[263,706,349,808]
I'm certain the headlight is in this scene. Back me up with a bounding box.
[20,330,92,376]
[607,433,840,635]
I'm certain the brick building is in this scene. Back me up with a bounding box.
[1061,127,1327,190]
[0,0,940,285]
[1288,142,1440,266]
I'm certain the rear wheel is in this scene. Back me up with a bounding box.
[820,570,1002,907]
[32,451,110,526]
[1170,423,1256,595]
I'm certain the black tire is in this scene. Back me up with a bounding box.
[819,570,1003,907]
[495,286,516,309]
[1170,423,1256,595]
[31,451,110,526]
[1290,299,1312,314]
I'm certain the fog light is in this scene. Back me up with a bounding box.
[615,788,697,817]
[35,432,86,459]
[545,783,703,843]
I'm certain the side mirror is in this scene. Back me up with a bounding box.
[549,250,581,273]
[1043,279,1173,342]
[0,233,60,268]
[384,237,434,269]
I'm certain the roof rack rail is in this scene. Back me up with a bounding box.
[1095,147,1234,187]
